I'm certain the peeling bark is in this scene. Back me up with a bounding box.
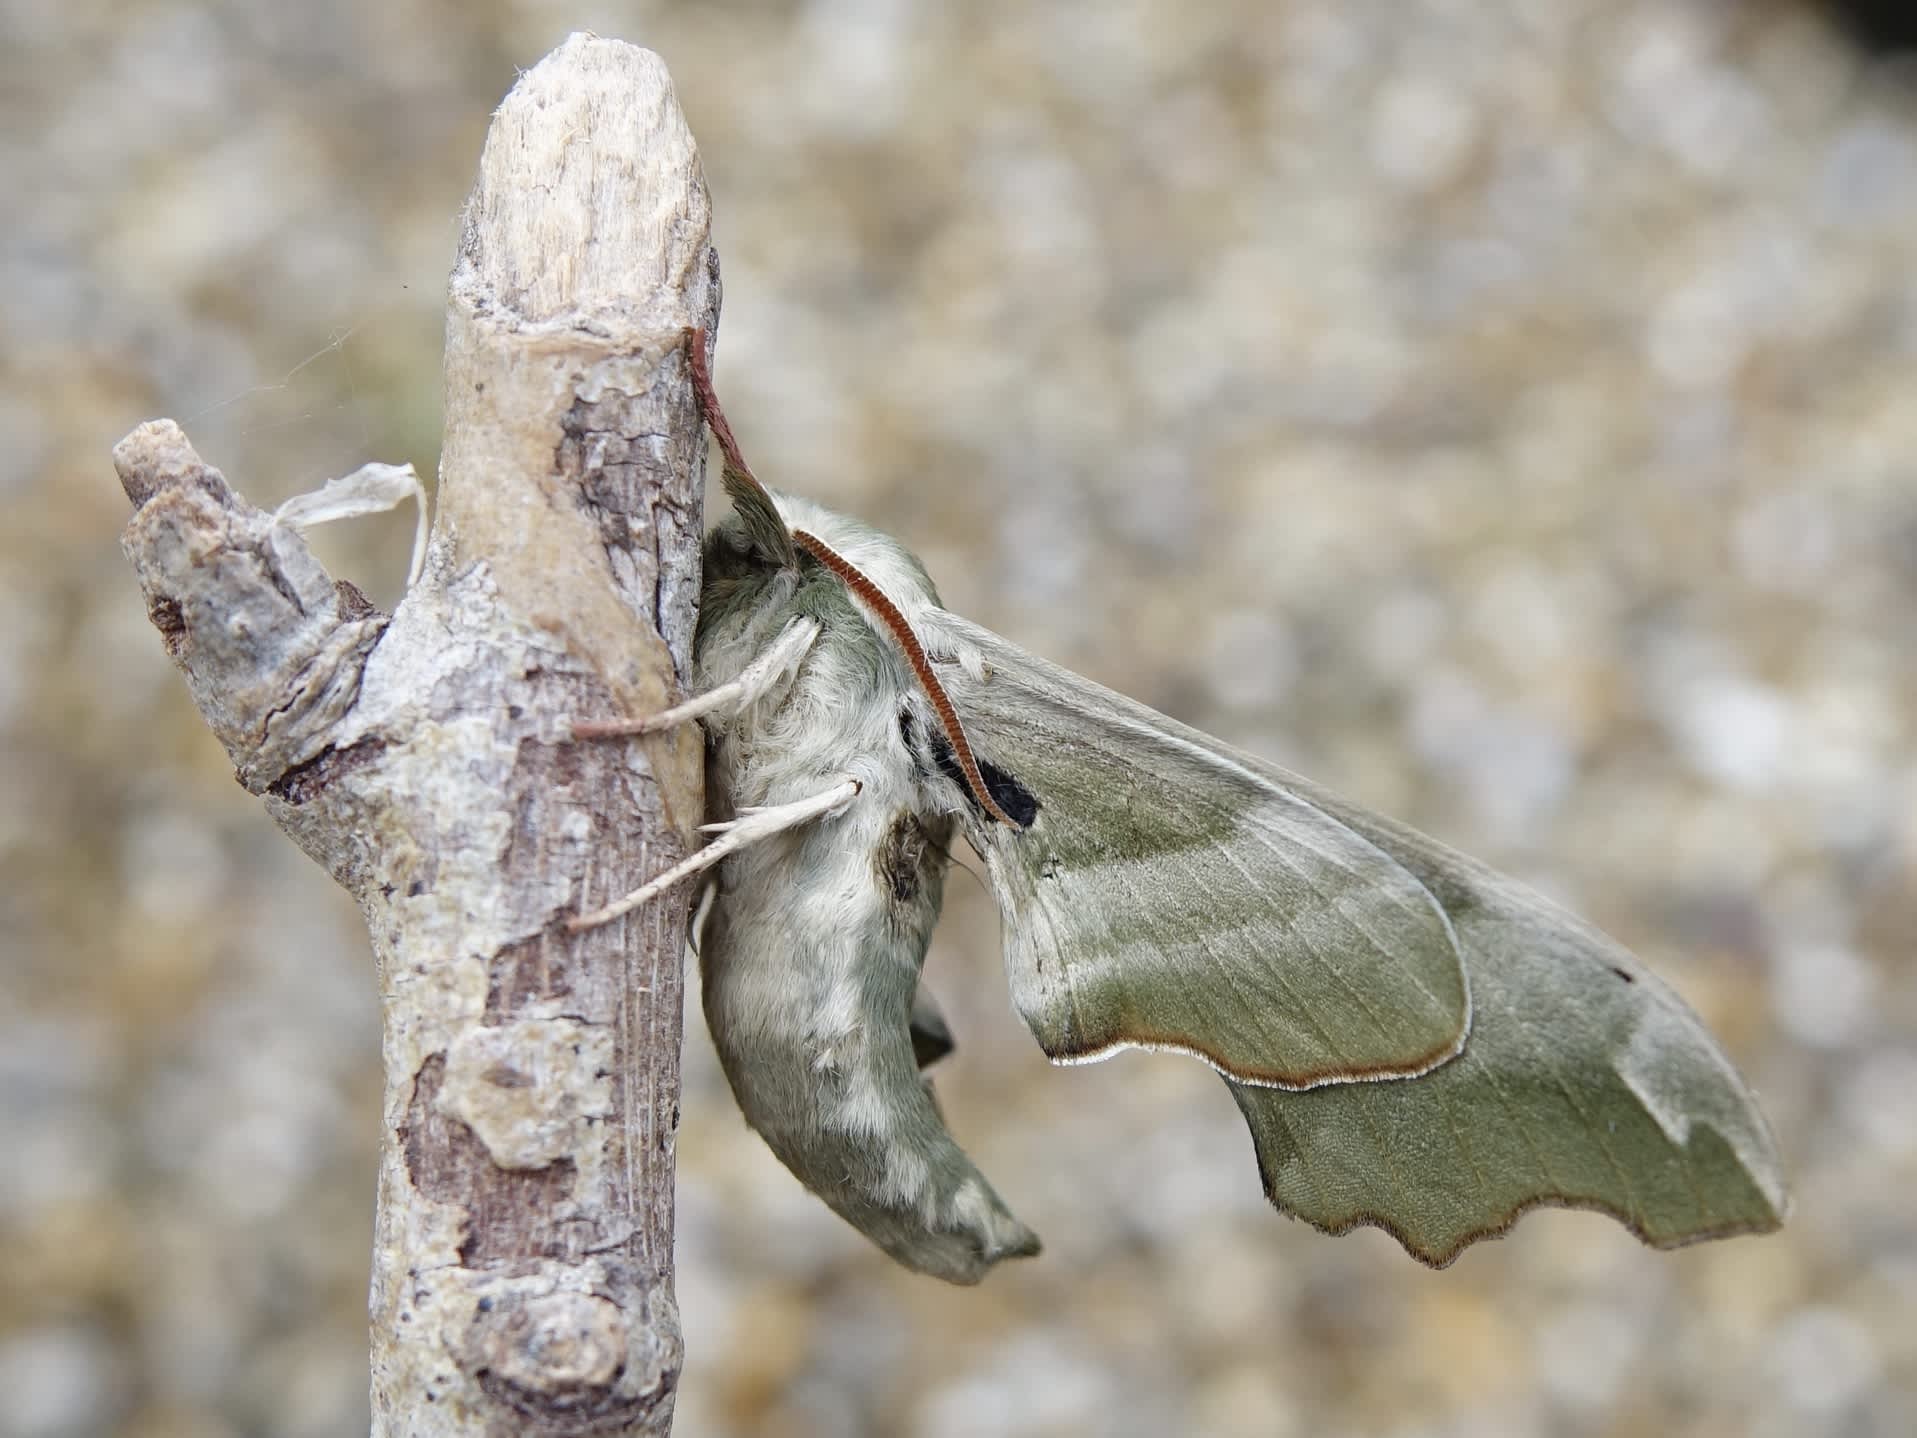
[114,35,713,1436]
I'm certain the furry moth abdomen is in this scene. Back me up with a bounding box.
[694,531,1039,1282]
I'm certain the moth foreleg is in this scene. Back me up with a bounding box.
[566,775,861,932]
[571,616,820,740]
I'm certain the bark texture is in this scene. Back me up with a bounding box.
[114,35,715,1436]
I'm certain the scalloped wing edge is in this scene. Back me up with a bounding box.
[1234,1074,1790,1267]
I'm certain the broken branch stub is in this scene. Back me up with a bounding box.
[114,35,714,1437]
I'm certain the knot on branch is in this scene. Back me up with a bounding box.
[462,1278,681,1430]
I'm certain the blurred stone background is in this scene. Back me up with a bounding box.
[4,0,1915,1434]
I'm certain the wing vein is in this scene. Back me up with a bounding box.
[1220,818,1410,1054]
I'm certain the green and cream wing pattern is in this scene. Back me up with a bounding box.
[931,613,1787,1263]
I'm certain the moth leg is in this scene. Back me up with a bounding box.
[571,616,820,740]
[566,776,861,932]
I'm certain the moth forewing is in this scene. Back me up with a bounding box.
[924,609,1473,1089]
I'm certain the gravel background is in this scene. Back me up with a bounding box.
[4,1,1915,1435]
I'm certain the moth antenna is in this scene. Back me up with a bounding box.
[685,327,798,567]
[792,529,1023,828]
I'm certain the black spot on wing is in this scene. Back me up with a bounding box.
[922,726,1039,829]
[924,724,964,790]
[980,759,1039,828]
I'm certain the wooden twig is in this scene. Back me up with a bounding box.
[113,34,714,1436]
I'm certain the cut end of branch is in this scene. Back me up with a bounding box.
[461,34,715,329]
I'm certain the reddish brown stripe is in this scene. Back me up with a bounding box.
[686,326,771,498]
[792,529,1019,828]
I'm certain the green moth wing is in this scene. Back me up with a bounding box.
[927,613,1471,1089]
[930,613,1787,1263]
